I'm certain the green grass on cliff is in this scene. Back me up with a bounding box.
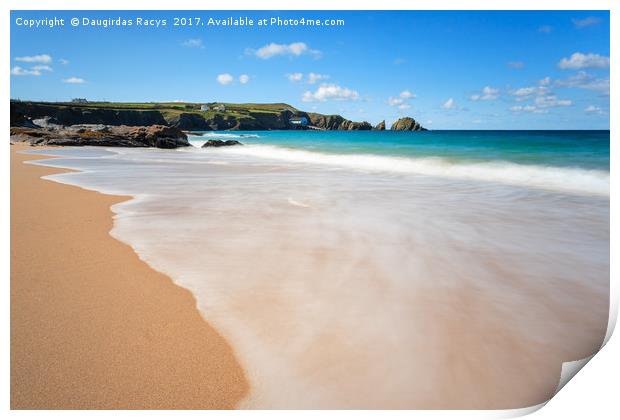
[17,101,297,124]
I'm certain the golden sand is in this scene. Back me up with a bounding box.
[10,144,248,409]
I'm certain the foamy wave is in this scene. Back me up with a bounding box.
[214,144,610,196]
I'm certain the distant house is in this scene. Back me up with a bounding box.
[289,116,308,126]
[71,98,88,103]
[212,104,226,111]
[200,104,209,111]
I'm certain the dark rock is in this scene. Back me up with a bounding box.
[201,140,243,148]
[390,117,427,131]
[10,124,189,149]
[374,120,386,130]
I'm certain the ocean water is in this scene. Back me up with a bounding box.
[23,130,609,409]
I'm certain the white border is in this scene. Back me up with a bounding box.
[2,1,617,419]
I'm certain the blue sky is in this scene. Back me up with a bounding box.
[10,10,610,129]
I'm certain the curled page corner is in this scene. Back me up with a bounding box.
[552,304,619,394]
[554,355,595,396]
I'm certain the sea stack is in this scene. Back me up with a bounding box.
[390,117,427,131]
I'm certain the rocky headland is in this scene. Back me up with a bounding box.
[10,100,426,148]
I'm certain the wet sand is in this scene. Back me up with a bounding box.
[10,144,248,409]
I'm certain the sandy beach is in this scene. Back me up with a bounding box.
[10,144,248,409]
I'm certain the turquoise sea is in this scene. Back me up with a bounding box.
[191,130,610,169]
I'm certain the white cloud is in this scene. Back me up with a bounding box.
[387,90,415,107]
[538,25,553,33]
[239,74,250,84]
[302,84,359,102]
[307,72,329,84]
[15,54,52,64]
[181,38,204,48]
[216,73,234,85]
[534,95,572,108]
[254,42,320,59]
[10,66,41,76]
[387,96,404,106]
[584,105,605,114]
[399,90,415,99]
[572,16,601,28]
[62,77,86,84]
[33,65,53,72]
[558,52,609,70]
[512,87,537,97]
[286,72,304,82]
[555,71,609,95]
[539,76,551,86]
[508,61,525,69]
[510,105,547,114]
[59,58,69,65]
[510,78,552,101]
[441,98,456,109]
[470,86,499,101]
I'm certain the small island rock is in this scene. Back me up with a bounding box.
[201,139,243,148]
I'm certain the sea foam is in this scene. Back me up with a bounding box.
[197,144,610,196]
[21,145,609,409]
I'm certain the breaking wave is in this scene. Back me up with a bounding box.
[209,144,610,196]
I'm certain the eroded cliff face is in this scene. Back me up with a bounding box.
[390,117,427,131]
[11,102,167,127]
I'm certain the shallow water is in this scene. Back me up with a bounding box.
[23,131,609,409]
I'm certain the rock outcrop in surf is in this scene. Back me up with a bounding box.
[10,124,190,149]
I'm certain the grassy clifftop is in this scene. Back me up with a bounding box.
[13,101,299,126]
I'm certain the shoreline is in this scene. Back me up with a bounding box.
[10,144,248,409]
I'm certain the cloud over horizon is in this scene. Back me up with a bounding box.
[441,98,456,110]
[62,77,86,84]
[11,66,42,76]
[558,52,609,70]
[470,86,499,101]
[302,83,360,102]
[216,73,234,85]
[387,90,416,110]
[15,54,52,64]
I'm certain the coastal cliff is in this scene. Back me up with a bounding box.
[10,101,427,149]
[11,101,167,127]
[10,101,398,132]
